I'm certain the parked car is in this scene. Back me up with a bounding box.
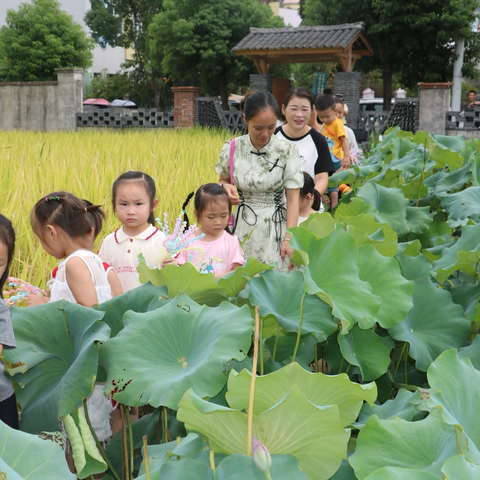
[360,98,395,112]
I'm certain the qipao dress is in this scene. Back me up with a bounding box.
[215,134,303,270]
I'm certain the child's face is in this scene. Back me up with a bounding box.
[299,193,313,210]
[317,107,337,125]
[0,241,8,279]
[195,198,230,238]
[114,181,158,236]
[335,103,344,119]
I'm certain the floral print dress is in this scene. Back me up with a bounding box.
[215,134,303,270]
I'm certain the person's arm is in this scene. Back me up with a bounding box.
[27,294,49,306]
[315,172,329,195]
[107,269,123,297]
[65,256,99,307]
[340,135,350,168]
[281,188,300,261]
[219,176,241,205]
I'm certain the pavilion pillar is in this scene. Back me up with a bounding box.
[418,82,452,135]
[334,72,361,128]
[250,74,274,93]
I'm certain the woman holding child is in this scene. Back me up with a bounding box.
[216,91,303,271]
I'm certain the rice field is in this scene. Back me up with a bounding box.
[0,127,231,288]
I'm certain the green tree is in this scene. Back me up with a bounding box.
[85,0,166,107]
[149,0,285,110]
[301,0,480,110]
[0,0,94,81]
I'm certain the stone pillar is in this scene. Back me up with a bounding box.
[55,68,83,131]
[250,74,274,93]
[334,72,361,128]
[172,80,201,128]
[418,82,452,135]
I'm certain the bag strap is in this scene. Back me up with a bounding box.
[229,139,235,185]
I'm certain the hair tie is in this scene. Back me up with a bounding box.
[45,196,60,202]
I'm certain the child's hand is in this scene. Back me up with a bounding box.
[27,294,49,307]
[341,156,351,168]
[161,257,178,267]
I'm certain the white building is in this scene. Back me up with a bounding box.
[0,0,126,75]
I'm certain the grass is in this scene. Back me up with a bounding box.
[0,127,231,288]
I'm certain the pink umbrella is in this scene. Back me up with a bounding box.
[83,98,110,107]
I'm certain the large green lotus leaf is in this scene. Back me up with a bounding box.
[95,282,169,336]
[335,197,376,217]
[247,270,336,341]
[470,154,480,186]
[439,187,480,227]
[99,297,253,409]
[399,177,429,201]
[137,258,227,306]
[364,467,441,480]
[225,362,376,427]
[458,335,480,370]
[337,326,392,381]
[340,214,398,256]
[431,223,480,283]
[158,458,212,480]
[441,455,480,479]
[427,135,464,170]
[218,256,272,297]
[356,245,413,329]
[329,459,356,480]
[387,148,425,174]
[178,386,349,480]
[388,278,470,372]
[0,421,76,479]
[394,252,432,281]
[294,211,338,238]
[354,388,420,429]
[349,411,459,479]
[405,206,433,234]
[427,349,480,462]
[425,162,471,196]
[355,183,410,235]
[264,332,318,364]
[291,225,381,333]
[448,280,480,324]
[5,301,110,433]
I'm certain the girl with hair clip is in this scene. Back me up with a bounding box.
[176,183,245,278]
[0,214,19,429]
[27,192,119,307]
[216,90,304,271]
[99,171,175,293]
[298,172,322,224]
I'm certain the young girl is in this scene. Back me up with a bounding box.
[0,214,18,430]
[177,183,245,278]
[99,171,174,292]
[298,172,322,224]
[28,192,116,307]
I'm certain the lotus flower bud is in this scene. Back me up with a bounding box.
[252,437,272,472]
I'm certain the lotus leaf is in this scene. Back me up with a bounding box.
[349,411,459,479]
[337,326,392,381]
[138,259,227,306]
[439,186,480,227]
[427,135,463,170]
[247,270,336,341]
[427,349,480,462]
[4,301,110,433]
[0,421,75,479]
[356,244,413,329]
[441,455,480,479]
[178,386,349,480]
[388,278,470,371]
[225,362,376,426]
[405,206,433,234]
[100,296,253,409]
[458,335,480,370]
[290,225,381,333]
[293,211,337,238]
[431,223,480,283]
[335,198,376,218]
[448,279,480,324]
[364,467,441,479]
[425,162,471,196]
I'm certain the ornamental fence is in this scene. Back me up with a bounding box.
[76,108,174,129]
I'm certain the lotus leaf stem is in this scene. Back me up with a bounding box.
[259,316,264,376]
[272,323,280,361]
[292,292,306,363]
[314,344,318,373]
[126,407,134,479]
[265,470,273,480]
[143,436,150,480]
[120,404,130,479]
[82,399,121,480]
[247,306,260,456]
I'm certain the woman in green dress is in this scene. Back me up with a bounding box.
[216,91,303,271]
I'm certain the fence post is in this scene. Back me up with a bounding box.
[172,79,201,128]
[418,82,452,135]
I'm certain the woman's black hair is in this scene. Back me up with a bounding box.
[31,192,106,241]
[0,214,15,298]
[112,171,157,225]
[243,91,279,121]
[182,183,232,234]
[300,172,321,211]
[283,87,314,109]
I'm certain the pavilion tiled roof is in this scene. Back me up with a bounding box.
[234,23,365,52]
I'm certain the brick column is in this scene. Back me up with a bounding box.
[172,85,201,128]
[55,68,83,131]
[334,72,362,128]
[418,82,452,135]
[250,74,274,93]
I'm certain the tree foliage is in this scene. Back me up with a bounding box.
[149,0,285,109]
[301,0,480,108]
[0,0,94,81]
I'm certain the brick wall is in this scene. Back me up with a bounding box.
[334,72,362,129]
[172,86,201,128]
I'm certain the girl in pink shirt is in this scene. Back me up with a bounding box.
[177,183,245,278]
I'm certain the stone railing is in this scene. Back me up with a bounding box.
[76,108,174,129]
[195,97,244,132]
[446,106,480,130]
